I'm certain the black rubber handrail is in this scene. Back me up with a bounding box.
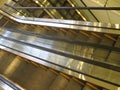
[5,4,120,10]
[0,35,120,72]
[2,28,120,52]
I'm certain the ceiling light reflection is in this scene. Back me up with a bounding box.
[115,24,120,29]
[118,87,120,90]
[4,57,21,76]
[35,0,39,4]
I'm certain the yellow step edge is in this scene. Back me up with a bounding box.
[27,3,32,7]
[23,59,31,64]
[52,27,59,31]
[69,30,77,35]
[91,32,102,39]
[20,0,25,4]
[60,28,68,33]
[104,34,116,41]
[16,56,23,60]
[60,73,70,80]
[36,25,41,28]
[44,26,51,30]
[39,65,48,70]
[3,17,15,24]
[30,25,35,28]
[44,26,50,30]
[72,77,85,86]
[86,82,99,90]
[80,31,90,37]
[1,21,9,27]
[31,61,39,67]
[48,69,59,75]
[15,55,30,62]
[9,20,15,24]
[3,17,11,21]
[3,16,10,19]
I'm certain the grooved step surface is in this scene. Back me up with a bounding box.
[49,75,69,90]
[0,41,115,89]
[83,85,94,90]
[64,79,83,90]
[0,1,120,89]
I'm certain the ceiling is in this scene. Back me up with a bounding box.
[74,0,120,24]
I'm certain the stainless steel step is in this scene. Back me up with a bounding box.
[64,79,83,90]
[0,1,120,89]
[49,75,69,90]
[32,70,57,90]
[92,37,114,62]
[0,28,120,88]
[107,37,120,65]
[83,85,94,90]
[83,83,98,90]
[0,49,114,90]
[0,51,17,75]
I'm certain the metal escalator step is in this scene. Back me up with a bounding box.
[87,35,100,43]
[0,50,5,58]
[92,48,109,61]
[92,37,114,61]
[107,37,120,65]
[83,82,101,90]
[89,65,110,80]
[5,58,46,89]
[78,35,100,59]
[0,51,17,74]
[0,49,110,89]
[83,85,94,90]
[4,57,57,90]
[75,32,88,41]
[0,18,6,26]
[83,83,99,90]
[0,51,16,62]
[64,79,83,90]
[30,70,57,90]
[107,51,120,65]
[49,75,69,90]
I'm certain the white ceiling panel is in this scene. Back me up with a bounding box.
[77,0,120,24]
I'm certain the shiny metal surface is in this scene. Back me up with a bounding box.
[0,1,119,89]
[0,7,120,35]
[0,45,119,90]
[0,80,14,90]
[0,28,120,88]
[0,75,23,90]
[2,3,120,29]
[0,50,108,90]
[0,28,120,67]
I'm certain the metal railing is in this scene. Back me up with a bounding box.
[0,6,119,35]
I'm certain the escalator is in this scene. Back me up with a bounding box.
[0,0,120,90]
[0,49,104,90]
